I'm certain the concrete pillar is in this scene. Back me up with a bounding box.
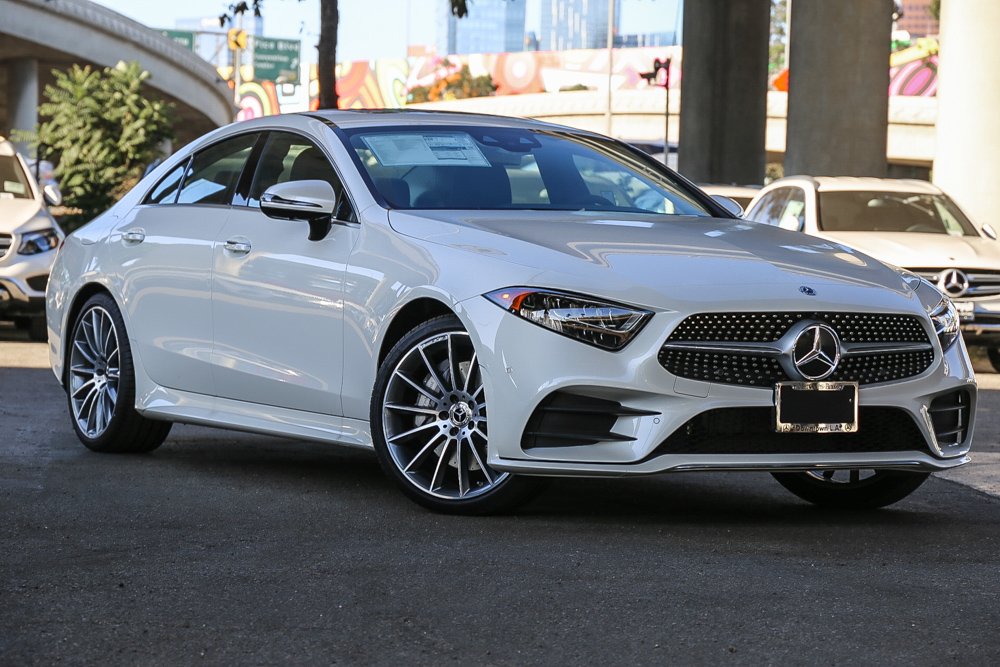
[678,0,770,185]
[784,0,893,176]
[933,0,1000,227]
[8,58,39,155]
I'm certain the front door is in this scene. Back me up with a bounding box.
[210,131,359,415]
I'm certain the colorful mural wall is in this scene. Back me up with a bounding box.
[234,42,942,118]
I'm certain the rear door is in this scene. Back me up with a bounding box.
[115,133,258,395]
[210,130,359,414]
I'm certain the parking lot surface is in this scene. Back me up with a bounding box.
[2,331,999,665]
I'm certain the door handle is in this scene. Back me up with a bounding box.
[223,239,252,255]
[122,229,145,244]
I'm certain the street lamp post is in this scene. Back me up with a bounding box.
[605,0,615,136]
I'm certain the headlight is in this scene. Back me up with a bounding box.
[929,297,960,350]
[17,228,61,255]
[484,287,652,351]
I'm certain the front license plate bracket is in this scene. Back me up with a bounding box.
[774,381,859,433]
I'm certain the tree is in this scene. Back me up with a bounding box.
[37,62,174,229]
[224,1,471,110]
[408,64,496,103]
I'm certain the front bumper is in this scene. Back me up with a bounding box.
[461,297,976,477]
[0,247,54,318]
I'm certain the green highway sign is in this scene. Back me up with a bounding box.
[162,29,195,51]
[253,37,301,84]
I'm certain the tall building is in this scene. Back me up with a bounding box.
[436,0,527,55]
[540,0,621,51]
[895,0,940,37]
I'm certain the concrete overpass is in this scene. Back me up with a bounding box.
[410,89,938,178]
[0,0,235,149]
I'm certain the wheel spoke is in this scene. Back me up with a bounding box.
[393,370,442,403]
[850,469,860,484]
[387,420,439,444]
[70,362,96,376]
[446,334,462,391]
[403,434,444,473]
[823,469,835,481]
[385,403,438,416]
[463,351,477,393]
[465,435,493,485]
[456,436,468,497]
[73,339,96,364]
[430,440,451,491]
[72,377,97,399]
[418,347,447,396]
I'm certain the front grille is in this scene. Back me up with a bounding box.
[660,312,934,387]
[0,234,11,259]
[914,268,1000,299]
[522,391,657,449]
[648,407,928,457]
[928,390,971,447]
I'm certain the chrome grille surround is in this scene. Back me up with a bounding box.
[914,268,1000,299]
[660,312,934,387]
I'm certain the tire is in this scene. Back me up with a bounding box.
[772,469,930,509]
[371,315,545,514]
[987,347,1000,374]
[65,292,171,453]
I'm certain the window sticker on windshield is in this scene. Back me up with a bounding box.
[3,180,26,195]
[362,133,490,167]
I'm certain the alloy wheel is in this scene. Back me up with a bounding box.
[68,306,120,439]
[382,331,507,500]
[805,469,878,485]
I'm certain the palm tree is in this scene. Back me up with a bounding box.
[226,0,473,110]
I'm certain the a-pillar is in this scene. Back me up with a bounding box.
[933,0,1000,227]
[678,0,771,185]
[8,58,39,155]
[784,0,893,176]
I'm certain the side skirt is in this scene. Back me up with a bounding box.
[136,384,374,449]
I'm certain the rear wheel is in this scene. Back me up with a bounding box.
[371,315,545,514]
[772,469,929,509]
[66,293,171,453]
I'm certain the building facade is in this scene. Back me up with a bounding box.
[437,0,527,55]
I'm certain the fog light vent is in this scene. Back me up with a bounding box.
[928,390,971,448]
[521,391,656,449]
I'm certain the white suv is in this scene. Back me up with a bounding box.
[745,176,1000,371]
[0,137,64,341]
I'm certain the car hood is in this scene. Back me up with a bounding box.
[389,210,919,312]
[820,231,1000,270]
[0,198,48,233]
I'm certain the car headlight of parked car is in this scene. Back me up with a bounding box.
[18,228,61,255]
[485,287,652,351]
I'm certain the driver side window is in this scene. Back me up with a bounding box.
[248,132,355,221]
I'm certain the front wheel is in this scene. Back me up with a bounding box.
[371,315,545,514]
[772,469,929,509]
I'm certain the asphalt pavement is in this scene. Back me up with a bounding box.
[2,328,999,665]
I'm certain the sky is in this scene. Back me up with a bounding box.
[94,0,682,64]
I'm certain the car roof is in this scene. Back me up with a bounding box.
[229,109,593,136]
[773,175,942,195]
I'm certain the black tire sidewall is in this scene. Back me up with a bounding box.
[772,470,930,509]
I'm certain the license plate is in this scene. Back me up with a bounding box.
[774,382,858,433]
[954,301,975,322]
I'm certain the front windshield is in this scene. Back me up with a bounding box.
[341,125,712,217]
[0,154,32,200]
[819,190,979,236]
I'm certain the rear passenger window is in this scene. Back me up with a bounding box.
[144,162,187,205]
[176,133,258,205]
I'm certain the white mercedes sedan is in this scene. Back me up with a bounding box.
[47,111,975,514]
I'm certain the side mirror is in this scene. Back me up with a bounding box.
[42,184,62,207]
[711,194,744,218]
[260,180,338,241]
[983,223,998,240]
